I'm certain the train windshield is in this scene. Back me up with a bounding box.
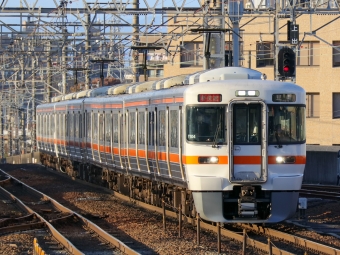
[268,105,306,144]
[186,106,225,143]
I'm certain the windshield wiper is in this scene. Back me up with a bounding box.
[212,123,222,148]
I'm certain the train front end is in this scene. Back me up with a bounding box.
[184,79,306,223]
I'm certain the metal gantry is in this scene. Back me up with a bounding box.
[0,0,339,156]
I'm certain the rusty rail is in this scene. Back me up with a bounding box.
[113,192,295,255]
[240,224,340,255]
[0,169,141,255]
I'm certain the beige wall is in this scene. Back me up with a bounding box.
[163,14,340,145]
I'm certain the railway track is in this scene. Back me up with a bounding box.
[0,170,140,255]
[2,164,340,255]
[300,184,340,200]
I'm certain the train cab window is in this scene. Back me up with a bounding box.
[268,105,306,144]
[129,112,136,144]
[138,111,145,145]
[170,110,178,148]
[113,113,119,143]
[233,104,261,144]
[186,106,225,143]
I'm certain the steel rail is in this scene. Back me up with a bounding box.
[299,189,340,200]
[240,224,340,255]
[302,184,340,192]
[0,221,46,234]
[44,167,336,255]
[0,184,83,255]
[0,213,36,227]
[113,192,295,255]
[0,169,141,255]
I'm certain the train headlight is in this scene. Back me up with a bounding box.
[235,90,260,97]
[198,156,219,164]
[276,156,296,164]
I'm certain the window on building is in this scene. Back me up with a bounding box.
[333,41,340,67]
[306,93,320,118]
[256,42,274,67]
[180,42,203,67]
[297,42,319,66]
[333,93,340,118]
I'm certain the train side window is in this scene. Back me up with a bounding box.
[47,114,50,137]
[70,113,74,138]
[170,109,178,148]
[51,113,55,137]
[62,114,65,139]
[99,113,104,142]
[105,112,112,143]
[79,112,82,139]
[113,113,119,143]
[148,111,154,146]
[58,114,61,138]
[86,112,91,139]
[138,111,145,145]
[75,113,79,138]
[43,114,47,137]
[158,110,166,146]
[46,114,49,137]
[93,112,98,140]
[129,111,136,144]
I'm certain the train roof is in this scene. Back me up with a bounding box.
[183,67,263,85]
[50,67,265,103]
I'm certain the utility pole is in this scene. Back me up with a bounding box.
[31,41,36,152]
[46,41,52,102]
[228,0,244,67]
[0,94,3,159]
[85,13,91,90]
[132,0,139,83]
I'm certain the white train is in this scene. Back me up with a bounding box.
[37,67,306,223]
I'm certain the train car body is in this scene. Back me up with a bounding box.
[37,67,306,223]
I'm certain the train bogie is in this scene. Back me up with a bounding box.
[37,67,306,223]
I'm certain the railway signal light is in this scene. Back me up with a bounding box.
[278,47,295,77]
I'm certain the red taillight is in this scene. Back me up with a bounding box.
[198,94,222,102]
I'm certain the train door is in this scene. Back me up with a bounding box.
[228,100,268,183]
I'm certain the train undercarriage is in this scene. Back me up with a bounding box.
[40,152,196,217]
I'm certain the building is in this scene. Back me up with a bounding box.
[159,12,340,146]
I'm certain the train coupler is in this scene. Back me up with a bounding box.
[238,186,258,217]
